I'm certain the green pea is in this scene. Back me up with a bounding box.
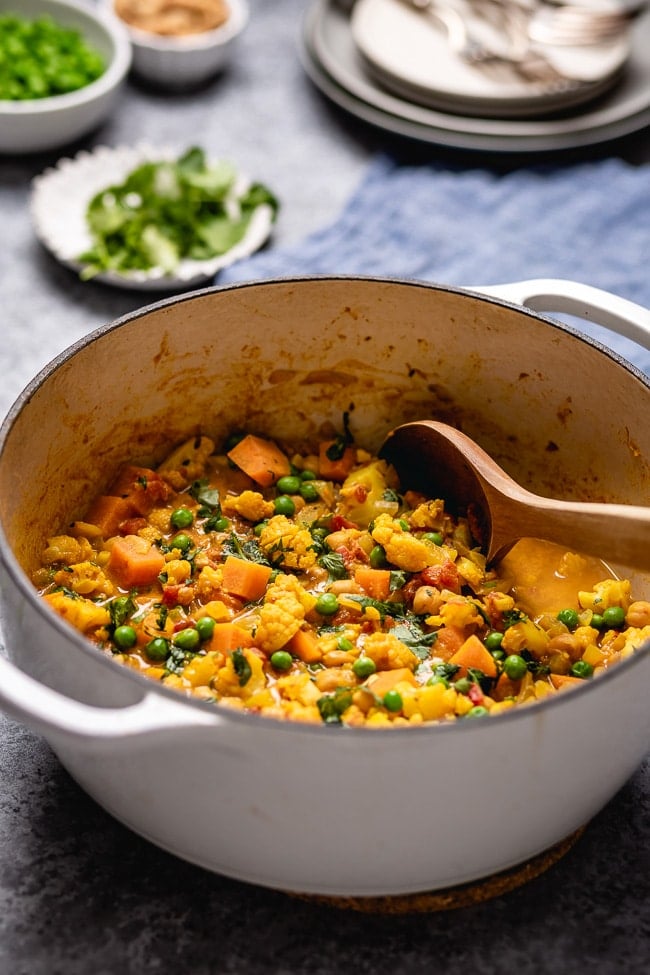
[398,519,410,531]
[454,677,472,694]
[369,545,387,569]
[146,637,170,662]
[270,650,293,671]
[337,636,354,651]
[423,531,444,546]
[113,624,137,650]
[276,475,302,495]
[590,613,606,630]
[316,592,339,616]
[557,608,580,630]
[353,656,376,678]
[570,659,595,679]
[207,515,229,533]
[383,689,403,713]
[254,520,269,536]
[484,631,503,653]
[274,495,295,517]
[195,616,216,642]
[299,482,320,503]
[301,469,317,481]
[602,606,626,629]
[170,532,192,553]
[426,675,449,688]
[173,627,200,652]
[170,507,194,530]
[466,706,489,718]
[503,654,528,680]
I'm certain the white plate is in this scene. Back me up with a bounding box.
[30,144,275,291]
[351,0,630,119]
[302,0,650,152]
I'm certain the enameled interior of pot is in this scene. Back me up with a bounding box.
[2,278,650,584]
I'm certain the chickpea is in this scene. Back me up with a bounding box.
[547,632,583,661]
[412,585,443,616]
[322,649,355,667]
[329,579,362,595]
[626,600,650,627]
[314,667,356,692]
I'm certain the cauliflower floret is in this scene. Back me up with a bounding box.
[258,515,318,570]
[196,565,224,601]
[579,578,632,614]
[164,558,193,585]
[41,534,95,566]
[407,500,446,531]
[370,513,447,573]
[221,490,275,523]
[255,574,318,653]
[52,561,114,597]
[44,590,111,634]
[428,594,483,631]
[360,631,419,671]
[157,436,215,487]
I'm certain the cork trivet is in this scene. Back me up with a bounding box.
[288,827,585,914]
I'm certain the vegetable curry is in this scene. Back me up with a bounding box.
[34,427,650,727]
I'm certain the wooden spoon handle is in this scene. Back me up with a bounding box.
[486,487,650,569]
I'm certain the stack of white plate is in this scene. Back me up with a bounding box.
[300,0,650,152]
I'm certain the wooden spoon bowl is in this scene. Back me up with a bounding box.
[380,420,650,568]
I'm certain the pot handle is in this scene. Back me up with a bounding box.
[469,279,650,350]
[0,651,218,749]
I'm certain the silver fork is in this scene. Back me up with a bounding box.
[397,0,580,84]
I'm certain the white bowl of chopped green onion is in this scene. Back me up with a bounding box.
[104,0,248,90]
[0,0,131,154]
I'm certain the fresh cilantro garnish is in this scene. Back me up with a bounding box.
[432,662,460,681]
[318,551,348,580]
[78,147,279,280]
[503,608,528,629]
[155,604,168,631]
[109,594,137,629]
[344,594,405,619]
[232,648,252,686]
[389,570,409,591]
[383,488,401,504]
[317,687,353,725]
[325,411,354,461]
[51,586,82,600]
[222,533,271,566]
[190,479,221,512]
[467,666,496,692]
[520,650,550,677]
[390,617,438,660]
[165,644,197,676]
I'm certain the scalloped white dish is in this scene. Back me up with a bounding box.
[30,144,275,291]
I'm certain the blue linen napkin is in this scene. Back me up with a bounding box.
[221,154,650,374]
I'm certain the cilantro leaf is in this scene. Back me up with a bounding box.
[78,147,279,279]
[317,687,353,725]
[318,551,348,580]
[222,533,271,566]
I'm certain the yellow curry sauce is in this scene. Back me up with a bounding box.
[34,429,650,727]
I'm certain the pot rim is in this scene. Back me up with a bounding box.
[2,273,650,740]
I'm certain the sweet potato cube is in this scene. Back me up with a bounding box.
[449,634,498,679]
[226,434,291,487]
[221,555,272,602]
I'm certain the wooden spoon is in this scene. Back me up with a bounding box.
[379,420,650,568]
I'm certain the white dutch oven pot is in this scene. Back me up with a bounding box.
[0,276,649,898]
